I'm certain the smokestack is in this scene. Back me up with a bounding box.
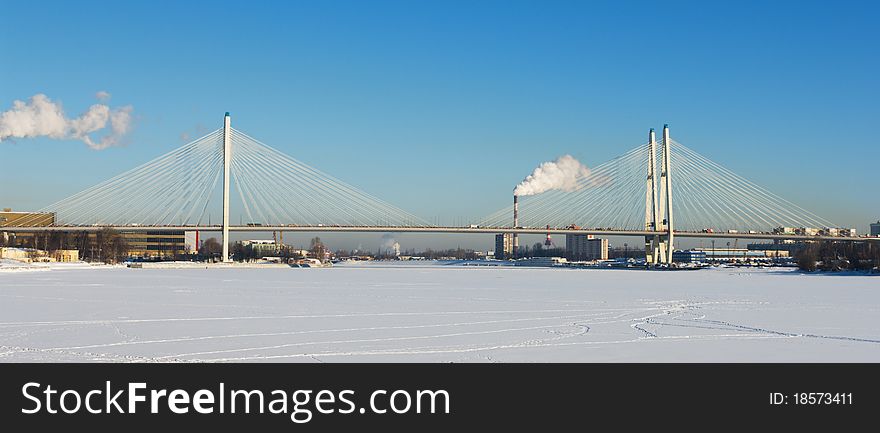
[513,195,519,255]
[513,195,519,227]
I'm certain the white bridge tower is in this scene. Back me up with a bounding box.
[645,124,674,265]
[222,112,232,263]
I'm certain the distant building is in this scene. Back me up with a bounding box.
[495,233,514,259]
[0,247,35,261]
[124,231,187,258]
[695,248,788,262]
[0,210,55,227]
[242,239,278,256]
[1,217,186,259]
[0,247,77,263]
[672,250,707,263]
[72,231,186,259]
[747,242,800,255]
[184,231,200,253]
[54,249,79,262]
[871,221,880,237]
[0,209,56,248]
[565,234,608,261]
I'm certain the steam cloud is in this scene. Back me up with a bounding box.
[0,93,133,150]
[514,155,591,196]
[381,233,401,256]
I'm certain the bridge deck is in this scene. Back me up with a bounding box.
[2,225,877,242]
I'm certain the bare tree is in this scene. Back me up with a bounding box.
[310,237,326,261]
[796,246,818,272]
[95,228,129,264]
[201,237,222,256]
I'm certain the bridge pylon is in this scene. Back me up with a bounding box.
[645,124,674,265]
[222,112,232,262]
[644,128,662,264]
[661,124,674,264]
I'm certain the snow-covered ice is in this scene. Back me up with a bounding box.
[0,262,877,362]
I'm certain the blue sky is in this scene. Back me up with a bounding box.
[1,0,878,250]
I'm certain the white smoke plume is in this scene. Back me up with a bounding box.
[0,93,133,150]
[514,154,591,196]
[381,233,401,256]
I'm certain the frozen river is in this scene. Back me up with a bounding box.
[0,262,878,362]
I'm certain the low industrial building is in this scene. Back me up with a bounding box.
[747,241,802,254]
[53,249,80,262]
[123,231,187,258]
[0,210,55,227]
[0,210,56,247]
[0,247,78,263]
[693,248,790,262]
[672,250,708,263]
[0,247,34,261]
[2,208,188,259]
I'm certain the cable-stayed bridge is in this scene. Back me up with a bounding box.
[4,113,874,263]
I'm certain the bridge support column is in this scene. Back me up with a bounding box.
[222,112,232,263]
[644,128,661,264]
[660,124,674,265]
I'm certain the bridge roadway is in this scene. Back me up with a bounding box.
[3,225,878,243]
